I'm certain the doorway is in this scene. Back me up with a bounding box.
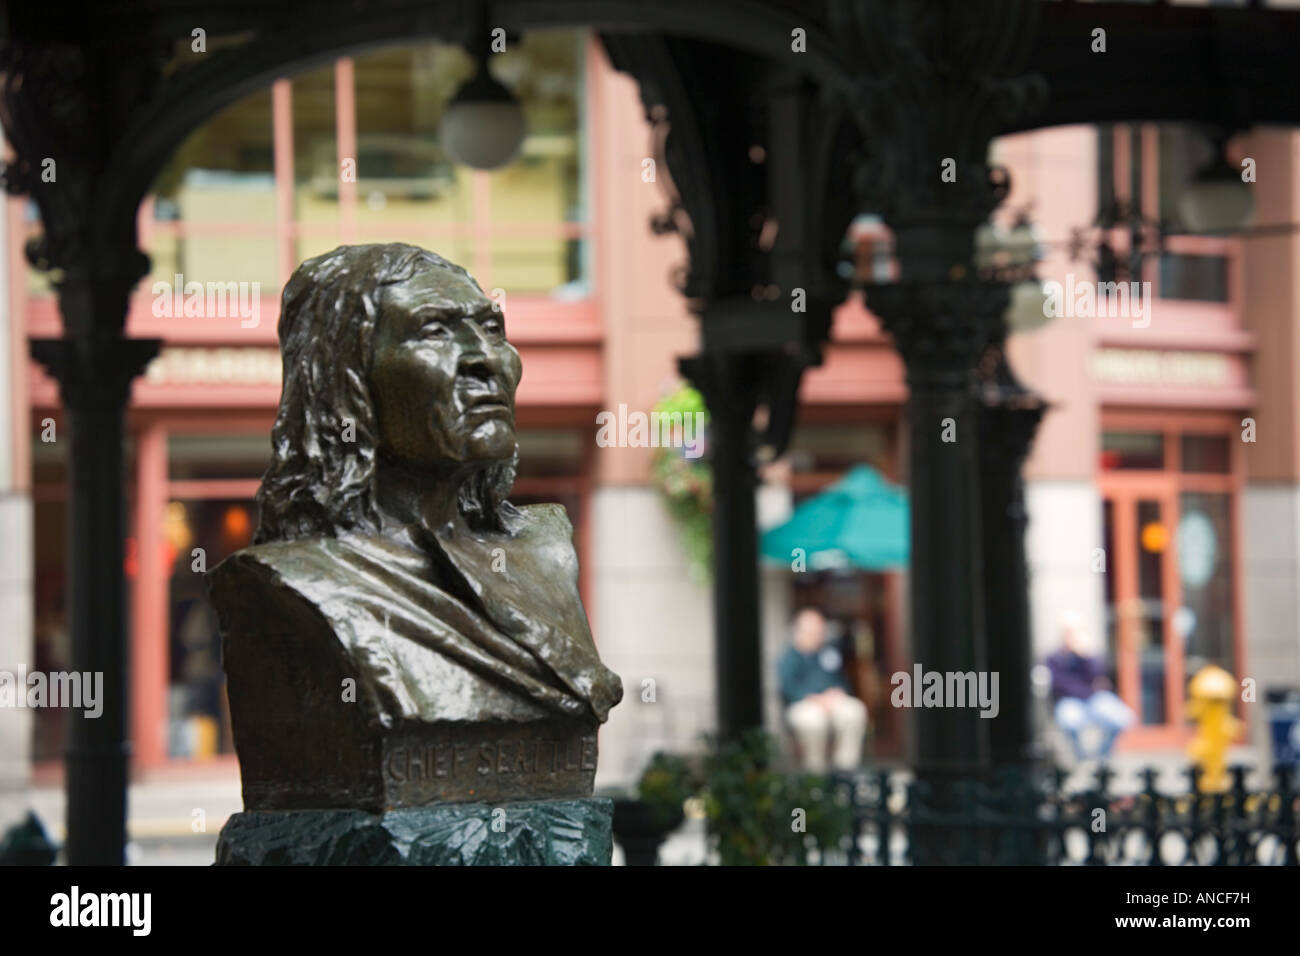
[1097,420,1245,748]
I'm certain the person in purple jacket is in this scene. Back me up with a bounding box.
[1046,612,1134,761]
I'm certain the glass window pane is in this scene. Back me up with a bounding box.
[515,428,585,478]
[147,88,276,291]
[294,64,340,236]
[1158,253,1229,303]
[488,235,582,293]
[353,43,475,232]
[1136,499,1167,724]
[1178,492,1235,681]
[1100,499,1119,690]
[1180,434,1230,474]
[488,30,587,290]
[489,30,583,224]
[1101,431,1164,470]
[168,433,271,481]
[167,498,257,759]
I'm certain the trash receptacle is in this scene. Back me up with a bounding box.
[1266,687,1300,766]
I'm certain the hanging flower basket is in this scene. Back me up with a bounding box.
[648,385,712,583]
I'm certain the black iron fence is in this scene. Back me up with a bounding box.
[797,763,1300,866]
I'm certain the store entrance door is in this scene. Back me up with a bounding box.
[1100,477,1186,746]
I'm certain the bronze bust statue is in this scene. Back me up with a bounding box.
[209,243,623,811]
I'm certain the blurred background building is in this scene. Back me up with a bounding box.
[3,28,1300,841]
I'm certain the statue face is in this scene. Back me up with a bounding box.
[369,267,521,471]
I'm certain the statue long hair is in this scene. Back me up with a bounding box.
[255,243,518,544]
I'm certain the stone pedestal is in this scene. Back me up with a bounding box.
[215,797,613,866]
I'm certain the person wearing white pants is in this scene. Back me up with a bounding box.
[778,608,869,773]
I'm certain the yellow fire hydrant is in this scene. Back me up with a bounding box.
[1186,665,1242,793]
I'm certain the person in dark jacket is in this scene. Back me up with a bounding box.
[777,607,867,772]
[1045,612,1134,761]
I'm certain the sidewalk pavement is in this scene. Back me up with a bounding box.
[4,745,1272,865]
[6,765,241,866]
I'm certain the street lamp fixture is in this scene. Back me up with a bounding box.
[976,210,1050,334]
[440,20,526,170]
[1179,148,1255,234]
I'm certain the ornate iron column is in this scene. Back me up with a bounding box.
[2,39,162,865]
[835,3,1045,863]
[30,335,158,865]
[603,38,850,744]
[977,338,1047,766]
[679,350,765,741]
[867,280,1008,777]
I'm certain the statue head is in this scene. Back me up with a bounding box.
[256,243,522,543]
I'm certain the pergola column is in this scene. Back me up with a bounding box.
[680,351,764,742]
[2,38,163,864]
[867,279,1008,778]
[977,338,1047,766]
[33,302,159,866]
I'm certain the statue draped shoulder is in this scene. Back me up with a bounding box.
[209,503,623,729]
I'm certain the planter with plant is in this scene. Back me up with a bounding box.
[609,752,697,866]
[700,729,855,866]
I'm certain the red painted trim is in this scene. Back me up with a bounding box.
[336,58,358,245]
[273,79,296,286]
[132,422,169,768]
[167,479,262,500]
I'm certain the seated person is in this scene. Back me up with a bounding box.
[1045,612,1134,761]
[777,608,868,773]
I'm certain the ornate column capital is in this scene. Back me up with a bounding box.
[31,337,161,410]
[0,38,158,318]
[866,279,1010,388]
[830,0,1047,279]
[977,343,1049,464]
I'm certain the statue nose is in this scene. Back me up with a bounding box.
[458,349,494,380]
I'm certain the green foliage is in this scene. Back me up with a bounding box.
[636,752,695,828]
[649,385,713,583]
[700,730,855,866]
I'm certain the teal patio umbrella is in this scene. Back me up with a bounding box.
[761,464,909,571]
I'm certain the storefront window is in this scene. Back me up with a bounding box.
[147,88,276,290]
[1100,431,1163,470]
[350,33,587,295]
[294,64,345,266]
[1180,434,1230,474]
[163,432,269,760]
[168,433,271,481]
[353,42,474,262]
[166,498,256,759]
[1178,492,1235,679]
